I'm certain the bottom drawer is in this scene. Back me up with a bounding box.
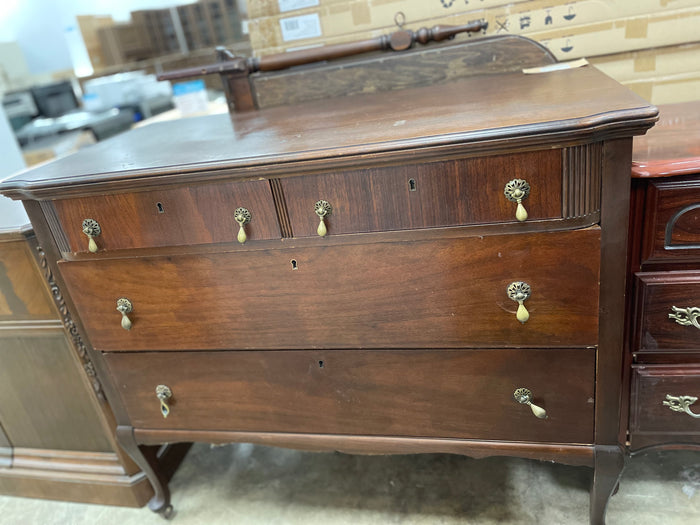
[630,365,700,450]
[105,349,595,444]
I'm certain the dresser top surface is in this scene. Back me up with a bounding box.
[1,66,656,198]
[632,101,700,179]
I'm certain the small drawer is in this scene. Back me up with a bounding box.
[630,365,700,450]
[59,229,601,352]
[633,271,700,353]
[641,178,700,264]
[52,180,281,253]
[104,348,595,444]
[280,150,563,237]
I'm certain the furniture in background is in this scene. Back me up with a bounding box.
[0,37,657,525]
[626,102,700,451]
[0,226,189,505]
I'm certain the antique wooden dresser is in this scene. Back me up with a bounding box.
[626,101,700,452]
[0,63,656,524]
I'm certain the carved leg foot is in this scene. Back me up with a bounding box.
[590,445,625,525]
[116,426,172,516]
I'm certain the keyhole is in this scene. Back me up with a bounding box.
[409,179,417,191]
[156,202,165,213]
[318,360,324,368]
[291,259,298,270]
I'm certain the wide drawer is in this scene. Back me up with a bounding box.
[633,271,700,353]
[641,178,700,264]
[281,150,563,237]
[104,348,595,443]
[630,365,700,449]
[59,229,601,351]
[51,179,281,253]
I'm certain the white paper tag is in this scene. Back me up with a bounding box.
[278,0,319,13]
[279,13,322,42]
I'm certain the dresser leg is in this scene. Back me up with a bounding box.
[589,445,625,525]
[116,426,173,518]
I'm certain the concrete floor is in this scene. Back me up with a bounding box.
[0,444,698,524]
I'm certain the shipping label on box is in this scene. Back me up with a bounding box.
[279,13,323,41]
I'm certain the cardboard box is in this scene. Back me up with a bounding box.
[589,43,700,83]
[77,15,115,71]
[623,73,700,105]
[248,0,700,53]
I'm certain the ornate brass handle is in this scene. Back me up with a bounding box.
[663,394,700,418]
[507,281,531,324]
[82,218,101,253]
[156,385,172,418]
[314,200,332,237]
[504,179,531,222]
[669,306,700,330]
[234,207,251,244]
[514,387,547,419]
[116,298,133,331]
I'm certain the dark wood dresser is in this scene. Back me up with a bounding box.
[627,102,700,452]
[0,65,657,524]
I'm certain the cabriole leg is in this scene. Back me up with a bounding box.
[590,445,625,525]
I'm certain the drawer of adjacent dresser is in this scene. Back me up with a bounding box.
[104,348,595,443]
[641,178,700,264]
[51,179,281,253]
[59,229,601,351]
[633,271,700,353]
[281,150,563,237]
[630,365,700,449]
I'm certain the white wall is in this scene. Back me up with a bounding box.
[0,0,194,75]
[0,104,27,229]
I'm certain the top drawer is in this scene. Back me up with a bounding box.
[641,178,700,264]
[281,150,563,237]
[51,179,281,254]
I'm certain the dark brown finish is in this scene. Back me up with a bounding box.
[60,229,601,351]
[629,366,700,450]
[52,179,280,254]
[0,49,658,525]
[135,429,595,467]
[590,445,625,525]
[633,271,700,353]
[107,348,595,443]
[281,150,563,237]
[640,178,700,264]
[251,35,556,110]
[0,232,156,506]
[0,66,656,200]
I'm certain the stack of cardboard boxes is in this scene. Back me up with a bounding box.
[244,0,700,104]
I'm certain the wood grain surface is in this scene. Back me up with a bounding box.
[59,229,601,351]
[281,150,563,237]
[106,348,595,444]
[53,179,281,253]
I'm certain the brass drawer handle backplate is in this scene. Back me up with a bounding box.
[669,306,700,330]
[82,218,101,253]
[156,385,172,418]
[234,207,251,244]
[116,297,133,331]
[663,394,700,418]
[514,388,547,419]
[504,179,530,222]
[314,200,332,237]
[507,281,531,324]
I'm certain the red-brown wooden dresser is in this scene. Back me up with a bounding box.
[0,63,657,524]
[627,102,700,452]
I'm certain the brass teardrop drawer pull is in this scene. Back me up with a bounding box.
[81,218,101,253]
[514,387,547,419]
[116,298,133,330]
[507,281,531,324]
[234,207,251,244]
[314,200,332,237]
[669,306,700,330]
[156,385,173,418]
[504,179,531,222]
[663,394,700,418]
